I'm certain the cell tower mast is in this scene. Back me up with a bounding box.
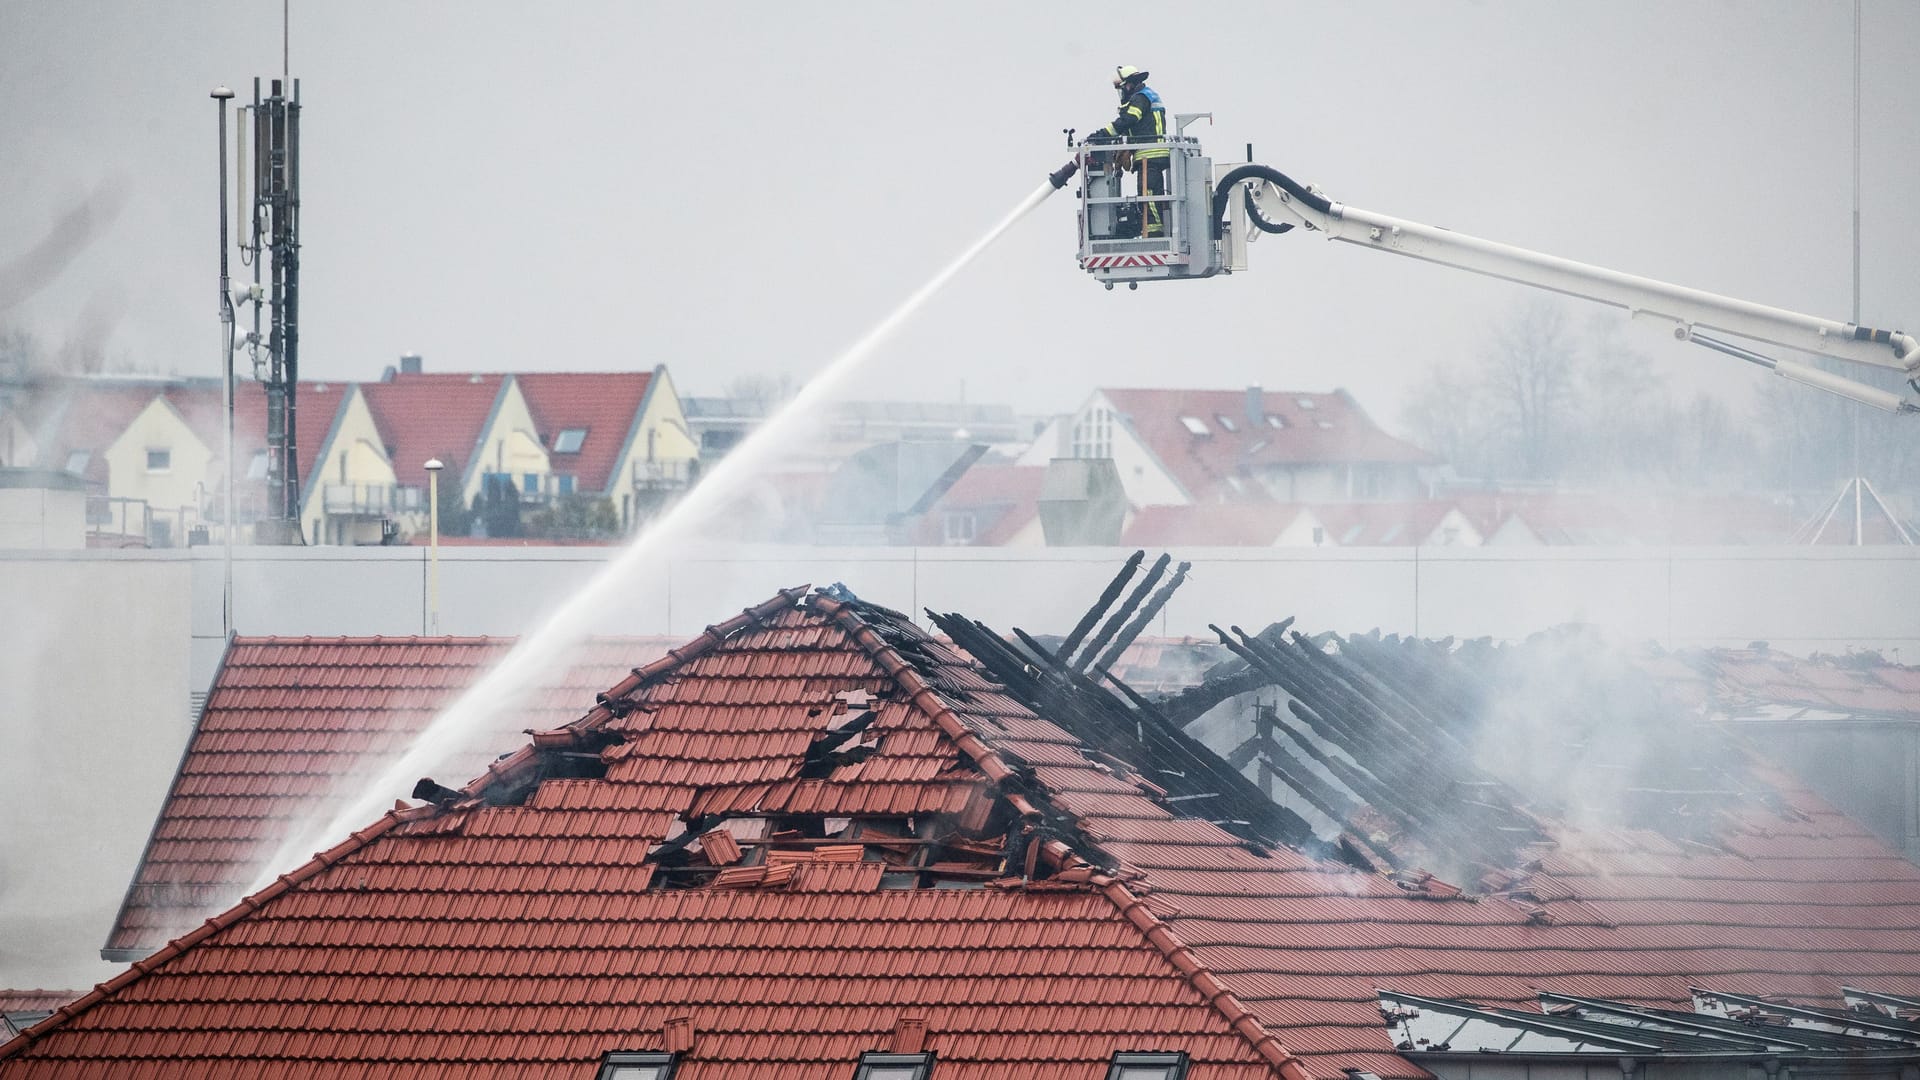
[245,76,302,543]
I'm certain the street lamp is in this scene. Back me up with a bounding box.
[424,457,444,634]
[212,85,235,637]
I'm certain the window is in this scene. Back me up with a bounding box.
[248,450,269,480]
[1215,414,1237,432]
[554,428,588,454]
[942,511,976,545]
[1072,406,1114,459]
[1315,419,1333,430]
[64,450,90,474]
[1107,1051,1190,1080]
[1266,414,1286,429]
[146,448,171,473]
[523,472,541,493]
[854,1052,935,1080]
[1178,416,1209,436]
[557,473,576,495]
[596,1051,678,1080]
[1296,397,1317,409]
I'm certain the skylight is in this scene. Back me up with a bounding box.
[1179,416,1209,435]
[597,1051,678,1080]
[1266,414,1285,429]
[64,450,89,474]
[1296,397,1317,409]
[1315,419,1333,429]
[247,450,269,480]
[553,428,588,454]
[854,1051,935,1080]
[1215,414,1237,432]
[1107,1051,1191,1080]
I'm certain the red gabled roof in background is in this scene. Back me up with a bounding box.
[514,371,654,495]
[105,635,675,959]
[360,373,507,488]
[1102,387,1437,503]
[910,463,1046,545]
[24,377,345,491]
[163,379,345,490]
[28,381,176,486]
[7,593,1290,1079]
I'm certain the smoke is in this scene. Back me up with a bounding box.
[252,180,1064,891]
[0,179,129,315]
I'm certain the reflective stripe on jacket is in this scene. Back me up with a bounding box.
[1099,85,1168,158]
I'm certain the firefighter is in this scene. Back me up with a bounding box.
[1086,65,1169,236]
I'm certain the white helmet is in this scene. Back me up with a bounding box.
[1113,64,1148,88]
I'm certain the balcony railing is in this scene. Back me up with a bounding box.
[322,483,424,516]
[631,458,694,490]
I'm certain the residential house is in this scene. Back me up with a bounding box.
[517,367,699,530]
[12,582,1920,1078]
[908,463,1048,546]
[21,377,342,546]
[1021,386,1438,508]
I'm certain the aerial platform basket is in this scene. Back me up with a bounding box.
[1076,112,1224,289]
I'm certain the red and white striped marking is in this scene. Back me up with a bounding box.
[1082,253,1170,269]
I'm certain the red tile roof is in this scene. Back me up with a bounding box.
[8,592,1293,1079]
[104,636,675,959]
[910,463,1046,545]
[514,371,655,495]
[16,592,1920,1080]
[1101,388,1436,502]
[24,377,344,491]
[360,373,508,488]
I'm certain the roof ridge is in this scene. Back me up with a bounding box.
[1095,874,1316,1080]
[455,586,810,799]
[810,595,1030,801]
[0,803,433,1062]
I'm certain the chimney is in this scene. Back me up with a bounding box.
[400,352,423,375]
[1245,384,1264,430]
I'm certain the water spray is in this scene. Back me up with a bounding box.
[252,176,1068,891]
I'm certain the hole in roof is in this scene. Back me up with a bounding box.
[1179,416,1209,435]
[553,428,588,454]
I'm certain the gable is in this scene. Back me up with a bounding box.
[12,591,1292,1078]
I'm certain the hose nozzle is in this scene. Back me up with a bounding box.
[1048,158,1079,190]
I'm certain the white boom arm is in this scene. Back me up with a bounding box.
[1232,174,1920,414]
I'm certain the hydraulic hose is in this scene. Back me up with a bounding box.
[1211,164,1332,240]
[1245,190,1293,234]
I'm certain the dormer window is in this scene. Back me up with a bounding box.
[1108,1051,1191,1080]
[1179,416,1209,436]
[854,1051,935,1079]
[554,428,588,454]
[597,1051,678,1080]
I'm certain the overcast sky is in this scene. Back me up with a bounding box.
[3,1,1916,427]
